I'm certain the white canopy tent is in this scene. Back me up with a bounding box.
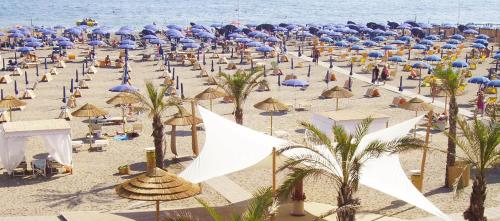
[311,110,390,136]
[180,106,450,220]
[0,119,72,173]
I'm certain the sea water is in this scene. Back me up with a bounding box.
[0,0,499,29]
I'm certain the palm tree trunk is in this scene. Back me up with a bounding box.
[336,184,356,221]
[235,106,243,125]
[445,94,458,187]
[463,174,487,221]
[152,114,164,169]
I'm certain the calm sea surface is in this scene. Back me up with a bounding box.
[0,0,499,29]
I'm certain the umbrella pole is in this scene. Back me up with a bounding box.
[336,98,339,110]
[9,107,12,122]
[191,100,199,156]
[270,111,273,136]
[271,147,276,221]
[88,116,93,150]
[122,106,126,133]
[171,125,177,157]
[209,98,213,111]
[156,200,160,221]
[444,95,448,114]
[414,111,418,138]
[419,110,433,192]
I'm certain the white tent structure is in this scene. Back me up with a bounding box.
[180,106,451,220]
[0,119,72,173]
[311,110,390,136]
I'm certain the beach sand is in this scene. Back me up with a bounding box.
[0,36,498,219]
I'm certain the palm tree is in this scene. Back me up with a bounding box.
[277,118,423,221]
[132,82,171,169]
[217,68,266,124]
[167,187,277,221]
[435,67,464,187]
[446,118,499,221]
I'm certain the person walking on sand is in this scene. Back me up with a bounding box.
[372,65,380,84]
[381,64,389,85]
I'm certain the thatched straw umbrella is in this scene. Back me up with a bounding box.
[164,107,202,157]
[106,92,139,132]
[321,86,354,110]
[195,87,225,111]
[400,97,433,137]
[0,95,26,121]
[400,97,433,191]
[71,103,108,149]
[254,97,288,135]
[116,149,200,221]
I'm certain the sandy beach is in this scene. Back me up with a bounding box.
[0,27,499,220]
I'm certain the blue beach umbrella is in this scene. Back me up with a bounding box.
[256,45,274,53]
[167,24,183,31]
[58,41,74,47]
[463,29,478,35]
[8,32,24,38]
[468,76,490,85]
[235,37,251,43]
[384,30,398,36]
[423,55,441,62]
[180,38,195,43]
[362,41,377,47]
[452,60,468,68]
[346,36,360,43]
[420,40,434,46]
[382,45,397,51]
[334,41,349,47]
[183,43,200,49]
[142,34,157,40]
[412,61,430,69]
[474,39,488,45]
[412,44,427,50]
[109,84,139,92]
[388,56,406,62]
[368,51,384,58]
[493,53,500,60]
[447,39,461,45]
[54,36,69,41]
[25,41,42,47]
[150,39,166,45]
[282,79,309,87]
[391,40,406,45]
[424,35,439,41]
[471,43,486,49]
[351,45,365,51]
[88,40,104,46]
[319,37,333,43]
[246,41,263,47]
[228,33,243,38]
[476,34,489,40]
[119,43,136,49]
[373,36,387,42]
[442,44,457,50]
[486,80,500,88]
[399,36,412,42]
[16,47,34,53]
[265,36,280,43]
[450,34,465,40]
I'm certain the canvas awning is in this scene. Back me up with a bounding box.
[311,110,390,136]
[180,106,450,220]
[0,119,72,173]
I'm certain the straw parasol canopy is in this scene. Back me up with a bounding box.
[106,92,139,105]
[71,103,108,117]
[194,87,226,110]
[321,86,354,110]
[400,97,433,137]
[71,103,108,149]
[400,97,433,112]
[0,95,26,121]
[116,167,200,221]
[106,92,140,132]
[254,97,288,135]
[165,106,202,157]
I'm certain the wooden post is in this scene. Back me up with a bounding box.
[419,110,433,192]
[336,98,339,110]
[156,200,160,221]
[171,125,177,157]
[270,112,273,136]
[191,100,199,156]
[444,95,448,114]
[271,147,277,221]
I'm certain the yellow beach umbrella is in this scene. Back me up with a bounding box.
[254,97,288,135]
[0,95,26,121]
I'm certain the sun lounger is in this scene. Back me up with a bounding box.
[72,140,84,153]
[0,75,13,84]
[32,159,47,177]
[12,161,28,177]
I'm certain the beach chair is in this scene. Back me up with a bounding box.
[284,74,297,81]
[91,139,109,152]
[39,73,52,82]
[227,63,237,70]
[49,67,59,75]
[72,140,83,153]
[20,89,36,99]
[87,66,97,74]
[199,69,209,78]
[0,75,13,84]
[191,62,202,70]
[32,159,47,177]
[78,80,89,89]
[217,57,228,64]
[11,68,22,76]
[58,107,72,120]
[131,123,143,136]
[12,161,28,177]
[56,60,66,68]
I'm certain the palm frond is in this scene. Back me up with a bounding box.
[241,187,275,221]
[195,198,224,221]
[276,167,331,200]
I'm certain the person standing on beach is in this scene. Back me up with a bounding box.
[381,65,389,85]
[372,65,380,84]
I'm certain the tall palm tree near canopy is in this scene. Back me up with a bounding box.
[277,118,424,221]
